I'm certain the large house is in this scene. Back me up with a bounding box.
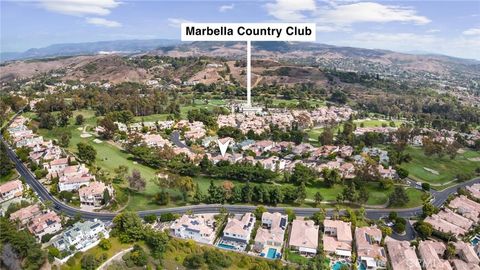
[9,204,42,226]
[288,219,319,256]
[170,214,216,244]
[418,240,452,270]
[385,238,421,270]
[323,220,353,258]
[78,181,113,207]
[253,212,287,255]
[53,220,109,252]
[0,180,23,202]
[219,213,255,251]
[28,211,62,239]
[355,226,387,270]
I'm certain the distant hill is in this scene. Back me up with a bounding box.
[0,39,181,62]
[1,40,478,86]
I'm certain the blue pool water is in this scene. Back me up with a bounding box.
[472,236,479,246]
[266,248,277,259]
[359,262,367,270]
[332,262,348,270]
[217,243,235,250]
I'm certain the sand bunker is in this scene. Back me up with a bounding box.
[80,133,92,138]
[93,139,102,144]
[468,157,480,162]
[423,167,439,175]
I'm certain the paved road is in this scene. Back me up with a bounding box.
[3,133,480,239]
[170,131,189,149]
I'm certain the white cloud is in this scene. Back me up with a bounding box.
[265,0,316,21]
[315,2,430,29]
[219,4,234,12]
[463,27,480,36]
[40,0,121,16]
[168,18,194,28]
[426,29,440,33]
[86,17,121,27]
[265,1,430,32]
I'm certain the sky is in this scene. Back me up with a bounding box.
[1,0,479,59]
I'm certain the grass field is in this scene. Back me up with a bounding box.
[26,110,426,210]
[400,146,480,185]
[0,170,18,183]
[353,118,406,128]
[60,237,135,270]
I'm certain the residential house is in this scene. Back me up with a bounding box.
[220,213,255,250]
[254,212,287,254]
[53,219,109,252]
[288,219,319,256]
[385,238,421,270]
[355,226,387,269]
[170,214,216,244]
[418,240,452,270]
[449,196,480,223]
[79,181,113,207]
[323,220,352,258]
[454,241,480,266]
[0,180,23,202]
[28,211,62,239]
[9,204,42,226]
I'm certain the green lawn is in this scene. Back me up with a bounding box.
[400,146,480,185]
[353,118,406,128]
[0,170,19,183]
[60,237,133,270]
[401,188,425,209]
[271,98,326,107]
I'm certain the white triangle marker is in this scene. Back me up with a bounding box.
[217,139,230,157]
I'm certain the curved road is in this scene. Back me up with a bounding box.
[4,136,480,223]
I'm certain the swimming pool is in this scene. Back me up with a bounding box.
[217,243,235,250]
[359,262,367,270]
[266,248,277,259]
[471,235,480,246]
[332,261,349,270]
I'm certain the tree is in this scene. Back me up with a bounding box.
[422,202,437,217]
[98,238,111,250]
[414,221,433,239]
[128,245,148,266]
[254,206,267,219]
[184,254,205,268]
[421,182,430,191]
[59,131,71,147]
[98,117,117,140]
[58,109,72,127]
[296,182,307,204]
[75,114,84,125]
[114,165,129,183]
[314,192,323,206]
[318,127,334,145]
[291,163,317,184]
[127,169,146,191]
[328,90,347,104]
[77,142,96,163]
[443,243,455,260]
[143,214,157,224]
[144,228,169,258]
[102,188,111,205]
[39,113,56,129]
[285,208,296,222]
[112,212,144,243]
[396,167,409,179]
[154,190,170,205]
[0,143,14,177]
[389,187,409,207]
[322,168,341,187]
[81,254,99,270]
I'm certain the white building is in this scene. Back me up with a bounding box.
[0,180,23,202]
[170,214,216,244]
[222,213,255,244]
[53,219,109,252]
